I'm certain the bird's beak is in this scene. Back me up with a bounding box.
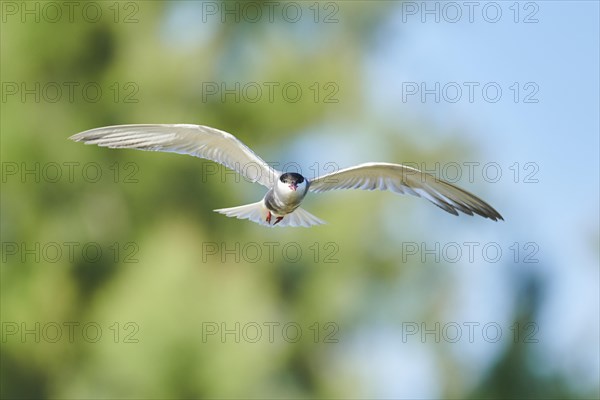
[289,184,297,191]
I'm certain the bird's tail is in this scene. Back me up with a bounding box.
[214,202,326,228]
[214,201,270,226]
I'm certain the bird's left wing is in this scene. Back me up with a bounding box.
[309,162,503,221]
[70,124,279,187]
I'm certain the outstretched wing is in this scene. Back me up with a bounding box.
[309,162,503,221]
[70,124,279,187]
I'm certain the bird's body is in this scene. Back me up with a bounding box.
[263,172,308,223]
[69,124,503,227]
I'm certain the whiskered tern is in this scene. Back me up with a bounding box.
[70,124,503,227]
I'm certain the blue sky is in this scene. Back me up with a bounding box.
[360,2,599,395]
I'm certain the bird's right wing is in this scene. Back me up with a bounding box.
[309,162,503,221]
[70,124,280,187]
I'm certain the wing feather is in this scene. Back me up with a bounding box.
[309,162,503,221]
[69,124,279,187]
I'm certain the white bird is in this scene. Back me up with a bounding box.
[69,124,503,227]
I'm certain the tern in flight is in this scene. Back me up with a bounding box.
[70,124,503,227]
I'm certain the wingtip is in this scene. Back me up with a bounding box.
[69,129,93,143]
[485,211,504,222]
[487,207,504,222]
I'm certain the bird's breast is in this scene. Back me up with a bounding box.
[264,187,307,215]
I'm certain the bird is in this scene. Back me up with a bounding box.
[69,124,503,227]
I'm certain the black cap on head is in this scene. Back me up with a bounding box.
[280,172,304,184]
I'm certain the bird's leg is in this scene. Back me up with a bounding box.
[266,211,272,224]
[273,216,284,225]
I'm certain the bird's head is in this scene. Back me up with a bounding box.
[278,172,307,194]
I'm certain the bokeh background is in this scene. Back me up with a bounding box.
[1,1,598,399]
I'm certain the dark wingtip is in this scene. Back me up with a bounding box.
[488,211,504,222]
